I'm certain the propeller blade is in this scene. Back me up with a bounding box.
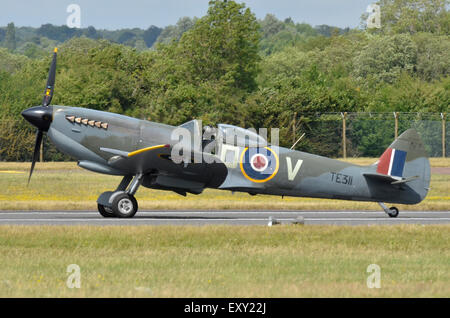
[42,48,58,107]
[28,130,43,185]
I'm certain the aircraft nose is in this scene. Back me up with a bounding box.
[22,106,53,131]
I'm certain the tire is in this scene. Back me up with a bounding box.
[98,204,115,218]
[111,193,138,218]
[388,207,399,218]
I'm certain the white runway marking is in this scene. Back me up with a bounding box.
[0,210,449,225]
[2,211,450,215]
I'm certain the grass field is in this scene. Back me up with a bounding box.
[0,225,448,297]
[0,160,448,298]
[0,159,448,211]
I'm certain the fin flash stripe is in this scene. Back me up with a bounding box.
[377,148,407,178]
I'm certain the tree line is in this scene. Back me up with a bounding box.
[0,0,448,161]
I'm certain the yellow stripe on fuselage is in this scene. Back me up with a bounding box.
[127,144,169,157]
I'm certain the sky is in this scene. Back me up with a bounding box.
[0,0,375,30]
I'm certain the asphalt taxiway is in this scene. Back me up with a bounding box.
[0,210,449,226]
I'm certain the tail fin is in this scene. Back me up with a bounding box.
[375,129,431,202]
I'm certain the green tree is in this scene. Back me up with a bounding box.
[137,1,261,125]
[143,25,162,47]
[260,14,285,38]
[413,33,450,81]
[5,22,16,51]
[84,26,100,39]
[117,31,136,45]
[378,0,449,34]
[155,17,196,45]
[37,24,82,42]
[353,34,417,84]
[48,38,143,115]
[178,0,261,91]
[21,43,46,59]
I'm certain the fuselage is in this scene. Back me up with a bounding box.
[36,106,429,205]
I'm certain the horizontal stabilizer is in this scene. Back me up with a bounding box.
[363,173,419,185]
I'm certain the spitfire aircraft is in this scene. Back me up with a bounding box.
[22,49,431,218]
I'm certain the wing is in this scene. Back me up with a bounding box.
[100,144,222,176]
[99,144,228,195]
[100,144,172,174]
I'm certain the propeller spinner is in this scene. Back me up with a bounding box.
[22,48,57,184]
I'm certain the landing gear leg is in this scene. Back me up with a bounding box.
[378,202,399,218]
[116,175,133,191]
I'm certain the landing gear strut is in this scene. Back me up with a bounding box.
[97,174,143,218]
[378,202,399,218]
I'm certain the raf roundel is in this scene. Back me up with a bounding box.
[240,147,279,183]
[250,153,268,172]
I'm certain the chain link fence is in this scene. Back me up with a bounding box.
[291,112,448,158]
[1,112,448,161]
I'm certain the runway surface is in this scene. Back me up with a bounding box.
[0,210,449,226]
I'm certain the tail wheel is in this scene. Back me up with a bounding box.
[112,193,138,218]
[388,207,399,218]
[97,204,115,218]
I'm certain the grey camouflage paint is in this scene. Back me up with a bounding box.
[47,106,430,205]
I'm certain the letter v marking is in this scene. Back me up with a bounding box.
[286,157,303,181]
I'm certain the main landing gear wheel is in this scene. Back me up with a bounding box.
[97,204,115,218]
[387,207,399,218]
[111,193,138,218]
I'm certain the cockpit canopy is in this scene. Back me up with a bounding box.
[178,120,267,149]
[217,124,267,147]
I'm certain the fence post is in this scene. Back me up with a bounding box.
[442,113,446,158]
[394,112,399,139]
[341,112,347,159]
